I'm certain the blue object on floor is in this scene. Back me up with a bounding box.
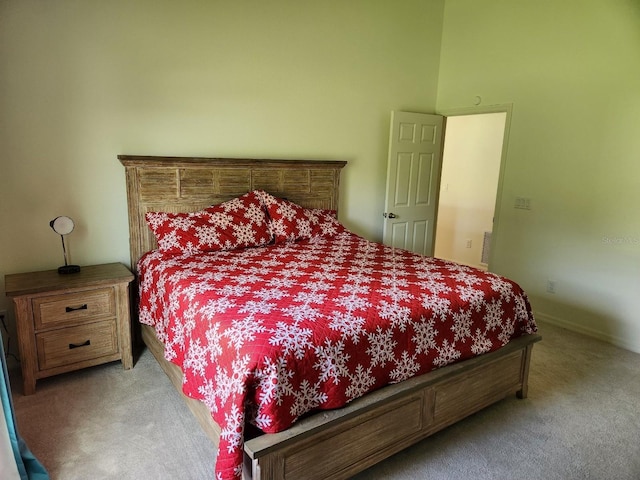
[1,334,49,480]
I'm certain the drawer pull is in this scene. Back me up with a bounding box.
[65,304,88,313]
[69,340,91,349]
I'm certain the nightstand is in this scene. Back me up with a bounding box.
[5,263,135,395]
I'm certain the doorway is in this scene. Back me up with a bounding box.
[433,110,508,270]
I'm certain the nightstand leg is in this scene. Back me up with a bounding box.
[115,283,133,370]
[22,376,36,396]
[13,297,38,395]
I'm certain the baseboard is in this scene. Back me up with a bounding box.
[534,310,640,354]
[436,256,487,271]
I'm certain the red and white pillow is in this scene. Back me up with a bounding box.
[145,191,272,255]
[257,191,346,244]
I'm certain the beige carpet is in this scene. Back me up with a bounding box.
[11,321,640,480]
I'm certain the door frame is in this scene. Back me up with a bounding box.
[435,103,513,271]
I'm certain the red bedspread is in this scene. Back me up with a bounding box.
[138,232,537,480]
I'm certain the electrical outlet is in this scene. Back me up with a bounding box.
[465,239,472,248]
[546,280,556,294]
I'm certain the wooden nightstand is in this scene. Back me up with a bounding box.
[5,263,135,395]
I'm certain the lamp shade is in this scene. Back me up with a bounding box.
[49,216,75,235]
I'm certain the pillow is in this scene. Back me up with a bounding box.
[257,191,346,243]
[145,191,272,255]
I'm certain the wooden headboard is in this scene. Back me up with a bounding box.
[119,155,347,271]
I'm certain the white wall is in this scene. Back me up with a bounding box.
[434,112,505,269]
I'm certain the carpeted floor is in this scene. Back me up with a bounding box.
[10,321,640,480]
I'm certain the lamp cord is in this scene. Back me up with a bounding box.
[0,313,19,364]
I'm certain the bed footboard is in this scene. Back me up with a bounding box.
[142,324,539,480]
[244,333,539,480]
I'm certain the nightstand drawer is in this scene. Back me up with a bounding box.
[33,288,116,329]
[36,319,119,370]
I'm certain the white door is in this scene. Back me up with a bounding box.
[383,111,444,256]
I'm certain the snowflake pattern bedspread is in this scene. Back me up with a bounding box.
[138,231,537,480]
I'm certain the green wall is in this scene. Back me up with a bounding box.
[0,0,444,356]
[437,0,640,351]
[3,0,639,357]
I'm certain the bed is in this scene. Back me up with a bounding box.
[119,154,540,480]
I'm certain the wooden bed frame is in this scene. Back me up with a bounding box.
[119,154,541,480]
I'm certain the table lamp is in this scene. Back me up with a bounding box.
[49,216,81,274]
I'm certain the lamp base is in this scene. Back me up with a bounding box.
[58,265,81,274]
